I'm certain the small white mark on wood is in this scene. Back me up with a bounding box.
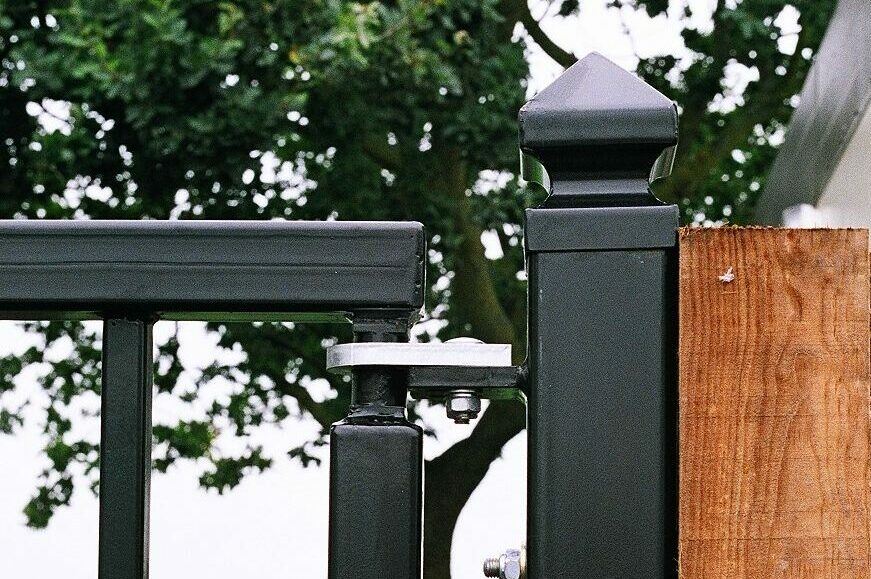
[718,266,735,283]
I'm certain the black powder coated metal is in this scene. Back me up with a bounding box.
[328,311,424,579]
[0,220,424,320]
[328,420,422,579]
[522,53,680,578]
[519,52,678,208]
[408,365,526,401]
[0,219,426,577]
[524,205,678,251]
[98,317,154,579]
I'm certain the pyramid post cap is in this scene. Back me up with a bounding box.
[519,52,678,151]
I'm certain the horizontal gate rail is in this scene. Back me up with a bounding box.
[0,220,424,320]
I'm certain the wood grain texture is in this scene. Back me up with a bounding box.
[678,228,871,578]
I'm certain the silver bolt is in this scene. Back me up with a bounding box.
[446,389,481,424]
[483,557,501,577]
[482,547,525,579]
[442,338,485,424]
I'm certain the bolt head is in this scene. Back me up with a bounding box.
[445,391,481,424]
[500,549,522,579]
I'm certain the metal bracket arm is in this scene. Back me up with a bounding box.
[408,366,526,401]
[325,340,523,400]
[325,339,524,424]
[326,341,513,371]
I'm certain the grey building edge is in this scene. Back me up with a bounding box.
[755,0,871,224]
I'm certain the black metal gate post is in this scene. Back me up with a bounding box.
[99,316,154,579]
[522,53,680,578]
[328,310,423,579]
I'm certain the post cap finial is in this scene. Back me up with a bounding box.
[519,52,678,207]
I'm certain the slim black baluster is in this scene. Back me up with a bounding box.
[99,317,154,579]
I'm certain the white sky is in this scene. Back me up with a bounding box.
[0,2,714,577]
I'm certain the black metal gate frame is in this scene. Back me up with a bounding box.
[1,52,680,579]
[0,220,426,579]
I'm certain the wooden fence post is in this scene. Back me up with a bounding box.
[678,228,870,577]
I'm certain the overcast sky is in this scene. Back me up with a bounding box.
[0,2,716,578]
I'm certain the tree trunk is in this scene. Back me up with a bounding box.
[421,146,526,578]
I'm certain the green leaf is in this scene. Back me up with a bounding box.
[558,0,579,17]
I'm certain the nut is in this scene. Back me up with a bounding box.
[445,390,481,424]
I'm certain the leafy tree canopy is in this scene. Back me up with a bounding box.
[0,1,837,576]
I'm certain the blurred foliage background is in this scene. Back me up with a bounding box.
[0,0,837,576]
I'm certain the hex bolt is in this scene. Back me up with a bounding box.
[445,389,481,424]
[482,547,525,579]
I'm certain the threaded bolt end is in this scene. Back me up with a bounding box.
[483,557,501,577]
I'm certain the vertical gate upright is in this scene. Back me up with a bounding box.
[0,52,680,578]
[521,52,679,579]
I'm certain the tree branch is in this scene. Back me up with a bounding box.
[424,400,526,578]
[441,148,518,346]
[505,0,578,68]
[276,375,340,430]
[242,328,346,429]
[362,133,403,171]
[657,16,816,203]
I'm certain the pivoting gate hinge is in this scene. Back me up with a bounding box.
[326,338,526,424]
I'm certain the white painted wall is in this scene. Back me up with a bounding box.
[817,103,871,228]
[784,104,871,238]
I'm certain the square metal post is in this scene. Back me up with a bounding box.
[526,208,678,577]
[328,311,423,579]
[99,317,154,579]
[520,53,681,578]
[329,421,423,578]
